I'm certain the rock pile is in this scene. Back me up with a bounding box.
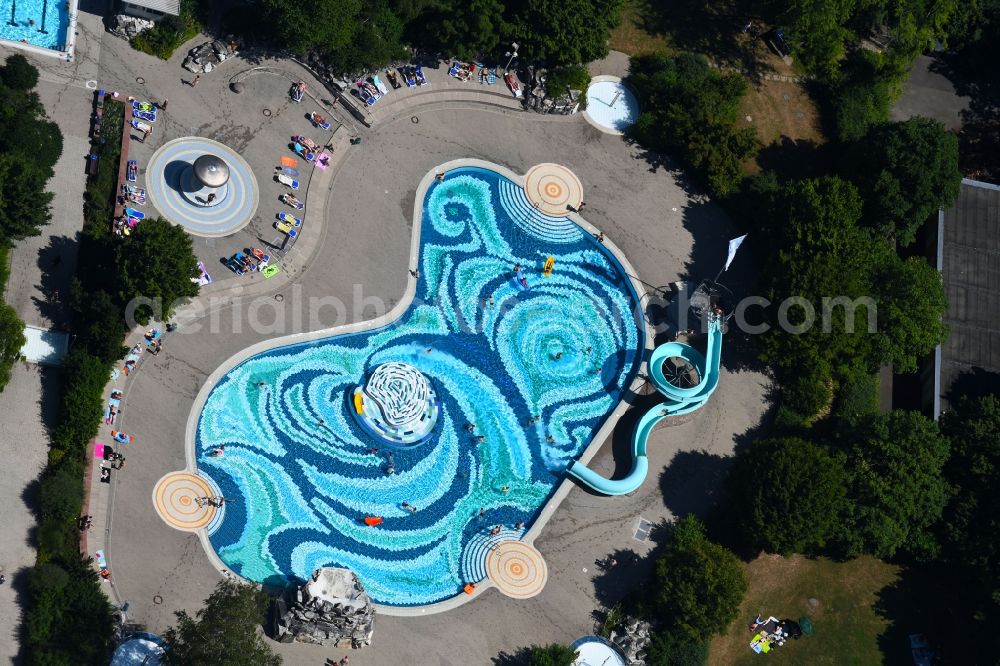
[608,618,652,665]
[108,14,154,40]
[182,40,239,74]
[270,568,375,649]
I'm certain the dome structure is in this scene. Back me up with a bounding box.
[193,154,231,188]
[352,362,440,445]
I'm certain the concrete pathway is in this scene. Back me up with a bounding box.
[0,3,103,661]
[891,54,970,132]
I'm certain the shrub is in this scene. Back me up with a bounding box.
[51,350,111,454]
[130,0,202,60]
[527,643,579,666]
[548,65,591,106]
[645,629,709,666]
[0,301,25,392]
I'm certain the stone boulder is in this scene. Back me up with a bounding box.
[269,568,375,649]
[108,14,154,40]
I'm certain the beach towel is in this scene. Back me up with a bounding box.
[488,68,497,85]
[94,442,106,459]
[95,550,108,569]
[280,156,298,168]
[110,368,120,381]
[315,152,329,170]
[100,467,111,483]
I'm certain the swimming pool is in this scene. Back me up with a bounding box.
[0,0,71,52]
[194,165,645,606]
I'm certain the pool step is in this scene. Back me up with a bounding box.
[498,181,583,244]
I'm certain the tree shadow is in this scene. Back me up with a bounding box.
[872,565,958,665]
[491,647,531,665]
[926,55,1000,184]
[946,367,1000,404]
[755,137,833,183]
[31,234,78,329]
[591,547,650,610]
[658,449,733,519]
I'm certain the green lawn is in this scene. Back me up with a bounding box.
[709,554,900,665]
[608,0,673,56]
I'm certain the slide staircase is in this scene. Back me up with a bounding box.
[566,316,723,495]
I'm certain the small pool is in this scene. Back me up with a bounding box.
[584,78,640,135]
[0,0,71,51]
[195,165,645,606]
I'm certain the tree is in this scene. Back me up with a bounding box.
[870,255,948,372]
[850,117,961,245]
[114,217,200,323]
[728,437,847,554]
[427,0,506,60]
[627,54,758,197]
[527,643,579,666]
[0,53,40,90]
[0,302,24,391]
[163,578,281,666]
[782,0,854,76]
[754,177,889,418]
[836,410,951,559]
[262,0,362,56]
[939,394,1000,659]
[512,0,624,66]
[831,50,901,142]
[650,516,747,642]
[0,153,55,244]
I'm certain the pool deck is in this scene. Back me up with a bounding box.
[158,157,656,615]
[1,30,768,663]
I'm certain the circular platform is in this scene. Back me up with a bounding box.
[523,163,584,216]
[146,137,259,237]
[486,540,548,599]
[152,472,218,531]
[583,77,639,135]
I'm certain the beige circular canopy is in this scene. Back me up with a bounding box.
[523,163,584,216]
[193,154,231,188]
[486,540,548,599]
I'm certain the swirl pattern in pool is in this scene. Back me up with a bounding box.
[195,165,644,606]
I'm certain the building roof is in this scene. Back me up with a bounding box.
[938,179,1000,414]
[123,0,181,16]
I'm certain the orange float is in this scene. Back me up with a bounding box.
[364,516,383,526]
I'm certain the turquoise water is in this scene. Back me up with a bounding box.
[0,0,70,51]
[196,166,645,606]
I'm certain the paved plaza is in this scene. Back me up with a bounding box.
[1,21,768,664]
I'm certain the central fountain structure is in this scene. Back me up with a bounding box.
[180,154,231,207]
[351,362,440,446]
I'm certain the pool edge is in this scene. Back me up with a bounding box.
[181,158,656,616]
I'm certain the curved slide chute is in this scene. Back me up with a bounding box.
[567,317,723,495]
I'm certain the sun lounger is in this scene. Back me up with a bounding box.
[488,68,497,84]
[293,143,315,161]
[126,160,138,182]
[276,173,300,189]
[275,220,298,236]
[356,86,375,106]
[505,73,523,98]
[402,67,416,88]
[415,65,428,85]
[309,112,332,130]
[386,69,401,89]
[277,212,302,226]
[133,108,156,122]
[281,193,304,209]
[125,207,144,220]
[372,74,389,95]
[290,84,304,103]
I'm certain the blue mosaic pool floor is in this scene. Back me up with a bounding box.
[196,166,644,606]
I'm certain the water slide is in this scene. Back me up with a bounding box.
[566,317,723,495]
